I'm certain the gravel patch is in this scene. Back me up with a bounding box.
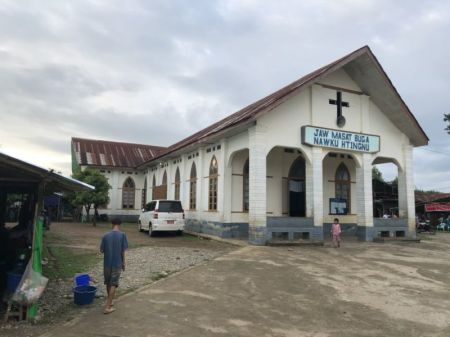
[89,246,226,295]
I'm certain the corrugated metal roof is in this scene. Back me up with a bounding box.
[415,191,450,204]
[0,152,94,192]
[72,138,166,168]
[137,45,428,167]
[73,46,429,170]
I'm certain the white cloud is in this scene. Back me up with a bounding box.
[0,0,449,189]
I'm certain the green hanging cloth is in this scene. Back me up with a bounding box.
[28,216,44,319]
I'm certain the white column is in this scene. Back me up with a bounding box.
[356,153,374,240]
[305,160,313,218]
[311,147,323,228]
[180,154,188,209]
[248,126,267,245]
[197,148,204,212]
[112,171,120,211]
[218,139,232,223]
[398,145,416,238]
[146,170,151,204]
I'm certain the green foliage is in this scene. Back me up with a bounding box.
[68,168,110,223]
[372,166,384,182]
[445,113,450,134]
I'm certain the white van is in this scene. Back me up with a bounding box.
[138,200,185,236]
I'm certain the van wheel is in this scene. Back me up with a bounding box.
[148,223,154,237]
[177,230,183,236]
[138,221,143,232]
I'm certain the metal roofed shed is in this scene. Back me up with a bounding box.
[0,152,94,321]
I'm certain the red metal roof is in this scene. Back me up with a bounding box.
[72,138,166,168]
[415,191,450,204]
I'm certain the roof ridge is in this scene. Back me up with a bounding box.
[140,45,373,165]
[71,137,167,149]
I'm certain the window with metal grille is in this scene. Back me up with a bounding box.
[151,174,156,200]
[335,163,351,212]
[208,156,218,211]
[189,163,197,210]
[141,178,147,209]
[243,159,249,212]
[122,177,135,209]
[161,170,167,200]
[174,167,180,200]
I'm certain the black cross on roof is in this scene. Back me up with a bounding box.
[329,91,349,127]
[329,91,349,117]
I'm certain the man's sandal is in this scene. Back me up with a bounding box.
[104,307,116,314]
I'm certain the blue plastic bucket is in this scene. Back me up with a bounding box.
[6,272,22,292]
[73,285,97,305]
[74,273,90,287]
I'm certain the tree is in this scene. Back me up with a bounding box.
[372,166,384,182]
[70,169,110,226]
[445,113,450,134]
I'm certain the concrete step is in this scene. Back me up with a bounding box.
[267,240,324,247]
[373,237,421,243]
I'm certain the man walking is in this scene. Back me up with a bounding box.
[100,218,128,314]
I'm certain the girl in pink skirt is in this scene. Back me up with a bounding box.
[331,218,342,248]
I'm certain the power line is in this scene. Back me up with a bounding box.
[419,148,450,156]
[416,185,450,192]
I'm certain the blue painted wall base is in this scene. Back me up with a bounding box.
[185,219,249,239]
[249,226,268,246]
[184,217,411,244]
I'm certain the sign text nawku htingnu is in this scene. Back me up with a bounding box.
[301,126,380,153]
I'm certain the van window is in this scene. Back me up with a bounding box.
[145,201,156,212]
[158,201,183,213]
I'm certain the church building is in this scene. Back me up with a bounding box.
[71,46,428,245]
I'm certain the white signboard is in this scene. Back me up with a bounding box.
[301,126,380,153]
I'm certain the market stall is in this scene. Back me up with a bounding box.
[0,152,93,321]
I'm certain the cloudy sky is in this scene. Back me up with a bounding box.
[0,0,449,191]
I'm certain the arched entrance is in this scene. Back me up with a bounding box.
[288,156,306,217]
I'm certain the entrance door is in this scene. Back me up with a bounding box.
[288,156,306,217]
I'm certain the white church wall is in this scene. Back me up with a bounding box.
[258,88,313,160]
[318,68,362,91]
[87,167,147,219]
[312,87,362,133]
[368,100,408,168]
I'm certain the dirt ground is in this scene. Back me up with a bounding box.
[47,221,234,251]
[0,222,234,337]
[38,232,450,337]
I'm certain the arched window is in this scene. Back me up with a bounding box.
[161,170,167,199]
[174,167,180,200]
[189,163,197,210]
[288,156,306,217]
[208,156,218,211]
[335,163,351,212]
[243,159,249,212]
[122,177,135,209]
[141,178,147,209]
[152,174,156,200]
